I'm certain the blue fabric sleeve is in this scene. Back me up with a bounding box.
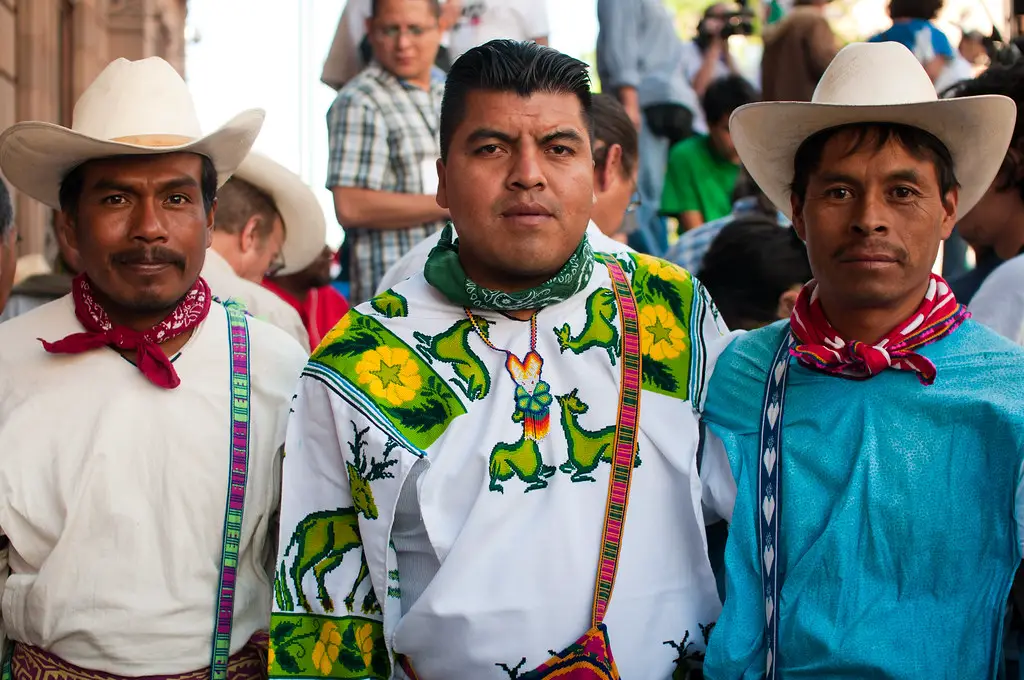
[931,25,954,58]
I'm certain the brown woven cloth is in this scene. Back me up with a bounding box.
[10,635,269,680]
[760,6,839,102]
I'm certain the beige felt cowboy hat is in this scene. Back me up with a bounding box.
[0,56,265,210]
[730,41,1016,220]
[232,152,328,275]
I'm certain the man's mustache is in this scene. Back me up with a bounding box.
[111,246,186,268]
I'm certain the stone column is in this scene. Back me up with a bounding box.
[15,0,61,258]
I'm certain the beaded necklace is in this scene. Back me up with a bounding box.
[465,308,552,441]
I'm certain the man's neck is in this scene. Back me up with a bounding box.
[817,282,930,345]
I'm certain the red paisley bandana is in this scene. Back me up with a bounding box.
[40,274,212,389]
[789,274,969,386]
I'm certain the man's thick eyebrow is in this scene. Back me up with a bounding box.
[466,128,517,145]
[817,169,923,185]
[539,129,585,146]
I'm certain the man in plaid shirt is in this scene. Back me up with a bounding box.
[327,0,450,304]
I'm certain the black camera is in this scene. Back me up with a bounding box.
[719,10,755,38]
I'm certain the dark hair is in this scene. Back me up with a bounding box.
[698,217,812,328]
[0,179,12,238]
[950,62,1024,200]
[59,153,218,217]
[888,0,942,20]
[591,94,638,179]
[440,40,593,161]
[702,75,759,127]
[371,0,441,18]
[790,123,959,206]
[214,176,281,240]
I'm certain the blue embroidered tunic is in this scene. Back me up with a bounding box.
[703,319,1024,679]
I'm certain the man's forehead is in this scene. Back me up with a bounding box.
[372,0,437,21]
[459,90,588,133]
[80,152,204,184]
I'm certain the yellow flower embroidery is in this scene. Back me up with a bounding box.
[316,313,354,352]
[355,345,422,406]
[355,622,375,668]
[640,305,688,361]
[311,622,342,675]
[267,645,275,670]
[638,255,689,282]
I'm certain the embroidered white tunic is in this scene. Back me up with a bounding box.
[268,249,737,680]
[0,296,308,675]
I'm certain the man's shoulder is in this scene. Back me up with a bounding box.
[703,322,786,417]
[332,65,399,111]
[304,283,469,453]
[669,135,710,164]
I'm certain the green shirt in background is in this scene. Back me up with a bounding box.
[660,135,740,224]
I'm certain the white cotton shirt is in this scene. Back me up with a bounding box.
[374,222,632,296]
[0,296,308,674]
[970,253,1024,345]
[201,248,310,352]
[447,0,551,62]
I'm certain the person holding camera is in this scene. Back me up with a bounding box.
[683,3,749,100]
[761,0,838,101]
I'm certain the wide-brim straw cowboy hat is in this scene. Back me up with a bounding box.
[730,41,1016,220]
[0,56,265,210]
[233,152,327,276]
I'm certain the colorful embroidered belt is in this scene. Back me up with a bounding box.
[8,636,268,680]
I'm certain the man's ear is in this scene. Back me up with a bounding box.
[598,144,624,193]
[790,194,807,242]
[436,157,449,209]
[240,215,261,253]
[940,185,959,240]
[205,198,217,249]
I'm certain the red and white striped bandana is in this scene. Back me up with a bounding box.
[789,274,969,386]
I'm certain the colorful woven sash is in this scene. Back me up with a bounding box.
[398,254,642,680]
[758,326,796,680]
[0,301,254,680]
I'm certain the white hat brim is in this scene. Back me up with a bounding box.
[232,153,327,275]
[730,95,1016,220]
[0,108,266,210]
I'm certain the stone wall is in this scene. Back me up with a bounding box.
[1,0,188,260]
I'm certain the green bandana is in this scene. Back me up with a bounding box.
[423,223,595,311]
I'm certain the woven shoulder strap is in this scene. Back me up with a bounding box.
[759,327,795,680]
[211,301,254,680]
[591,254,643,625]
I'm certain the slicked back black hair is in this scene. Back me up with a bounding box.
[439,40,593,161]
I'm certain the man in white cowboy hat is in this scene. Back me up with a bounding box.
[0,56,308,680]
[204,151,329,352]
[700,41,1024,677]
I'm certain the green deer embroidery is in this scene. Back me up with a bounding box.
[413,318,493,401]
[488,433,557,493]
[556,389,640,482]
[370,290,409,318]
[275,507,380,615]
[554,288,620,365]
[346,422,399,520]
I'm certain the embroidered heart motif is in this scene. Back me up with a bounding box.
[763,446,776,474]
[763,544,774,572]
[774,358,786,384]
[766,649,774,673]
[506,351,543,386]
[762,495,775,524]
[765,595,775,625]
[766,402,780,428]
